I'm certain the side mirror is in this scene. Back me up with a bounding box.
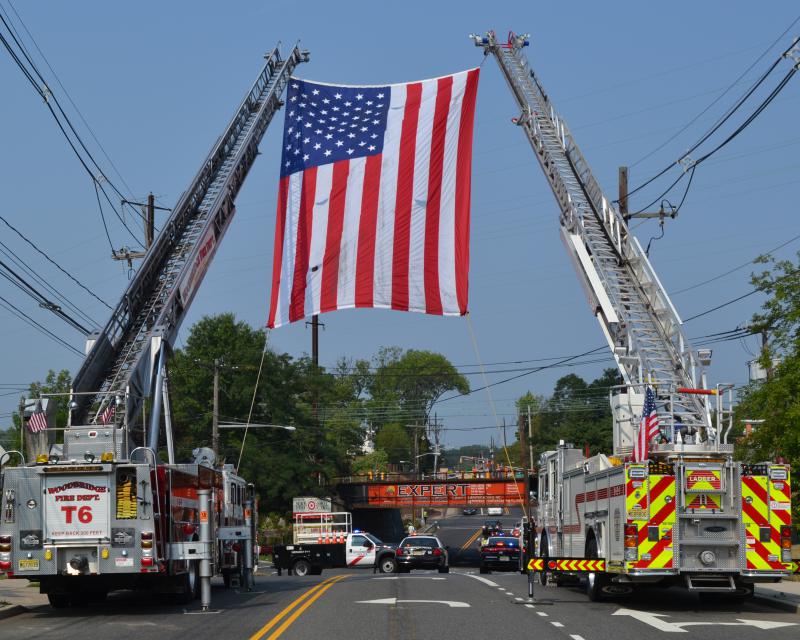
[363,541,374,549]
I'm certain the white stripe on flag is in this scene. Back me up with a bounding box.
[275,172,304,328]
[407,78,437,313]
[438,70,467,313]
[337,156,366,310]
[372,84,406,309]
[308,163,334,316]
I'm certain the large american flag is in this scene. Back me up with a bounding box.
[27,405,48,434]
[633,386,660,462]
[267,68,480,328]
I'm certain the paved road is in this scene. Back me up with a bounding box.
[2,569,797,640]
[434,507,523,565]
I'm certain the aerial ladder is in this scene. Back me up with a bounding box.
[472,31,796,597]
[71,44,308,453]
[472,31,711,444]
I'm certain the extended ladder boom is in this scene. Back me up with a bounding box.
[473,32,709,438]
[72,45,308,427]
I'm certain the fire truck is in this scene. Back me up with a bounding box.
[472,31,797,600]
[0,44,308,607]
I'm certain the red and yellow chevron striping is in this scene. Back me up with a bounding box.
[627,472,676,572]
[527,557,606,572]
[741,467,789,572]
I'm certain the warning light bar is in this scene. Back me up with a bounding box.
[676,387,718,396]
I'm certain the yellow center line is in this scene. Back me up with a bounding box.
[248,574,346,640]
[460,528,482,551]
[262,574,348,640]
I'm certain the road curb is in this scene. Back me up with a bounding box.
[752,592,800,614]
[0,604,27,621]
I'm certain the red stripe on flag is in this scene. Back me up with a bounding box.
[320,161,350,313]
[423,75,453,315]
[355,154,382,307]
[391,82,422,312]
[454,68,479,314]
[267,176,290,329]
[289,168,318,323]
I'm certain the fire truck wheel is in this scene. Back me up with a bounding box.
[292,559,311,577]
[539,533,549,586]
[378,556,397,574]
[585,538,608,602]
[47,593,70,608]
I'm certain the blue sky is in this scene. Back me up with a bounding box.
[1,1,798,449]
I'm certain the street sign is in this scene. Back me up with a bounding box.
[527,557,606,572]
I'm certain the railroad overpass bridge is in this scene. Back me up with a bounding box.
[333,472,528,510]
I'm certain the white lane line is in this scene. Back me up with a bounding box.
[551,622,564,628]
[372,577,446,580]
[525,604,535,609]
[464,574,499,587]
[498,588,507,591]
[536,611,548,617]
[515,597,524,601]
[570,635,586,640]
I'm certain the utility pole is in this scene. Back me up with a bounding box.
[212,358,220,461]
[527,404,534,471]
[114,193,168,267]
[311,315,320,366]
[145,193,155,248]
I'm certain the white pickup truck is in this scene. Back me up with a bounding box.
[273,531,398,576]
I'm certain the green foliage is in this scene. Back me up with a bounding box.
[734,252,800,522]
[374,423,410,463]
[516,368,622,465]
[165,314,465,516]
[352,449,389,474]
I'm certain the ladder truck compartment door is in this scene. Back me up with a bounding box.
[625,464,676,572]
[742,464,792,571]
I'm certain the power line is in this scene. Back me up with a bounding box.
[0,258,91,333]
[0,212,112,310]
[625,34,798,208]
[0,240,98,327]
[629,15,800,170]
[0,293,83,357]
[0,13,145,249]
[4,0,136,197]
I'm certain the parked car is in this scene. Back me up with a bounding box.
[462,507,478,516]
[395,535,449,573]
[480,535,521,573]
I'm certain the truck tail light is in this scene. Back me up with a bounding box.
[625,524,638,548]
[433,548,442,556]
[140,531,153,541]
[141,540,153,549]
[0,543,10,552]
[0,535,11,544]
[0,560,11,571]
[141,557,154,567]
[781,526,793,560]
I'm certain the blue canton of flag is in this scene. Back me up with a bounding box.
[281,79,390,177]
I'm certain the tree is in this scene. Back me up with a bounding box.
[168,313,363,514]
[734,252,800,522]
[515,367,622,463]
[374,423,411,463]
